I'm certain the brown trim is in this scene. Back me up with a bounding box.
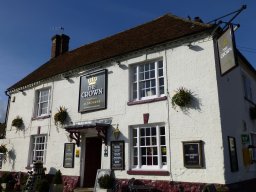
[31,115,51,121]
[127,96,167,106]
[127,170,169,176]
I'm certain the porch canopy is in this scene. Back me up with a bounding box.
[65,120,111,146]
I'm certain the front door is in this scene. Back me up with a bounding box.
[83,137,102,187]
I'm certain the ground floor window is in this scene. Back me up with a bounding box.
[131,124,167,170]
[29,134,47,164]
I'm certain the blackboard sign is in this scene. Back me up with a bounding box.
[228,136,238,172]
[183,141,203,168]
[63,143,75,168]
[111,141,124,170]
[0,153,3,169]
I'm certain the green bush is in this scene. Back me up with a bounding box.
[34,178,50,192]
[53,170,62,184]
[98,174,112,189]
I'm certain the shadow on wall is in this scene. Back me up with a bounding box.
[8,147,16,170]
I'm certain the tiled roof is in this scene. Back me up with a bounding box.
[8,14,212,91]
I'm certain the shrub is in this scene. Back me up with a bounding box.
[53,170,62,184]
[98,174,112,189]
[34,178,50,192]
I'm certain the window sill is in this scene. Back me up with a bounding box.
[127,170,169,176]
[127,96,167,106]
[31,115,51,121]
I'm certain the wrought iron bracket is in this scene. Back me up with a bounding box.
[69,132,81,146]
[96,126,107,144]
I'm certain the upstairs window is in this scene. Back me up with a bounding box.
[35,88,51,117]
[131,60,164,101]
[242,75,252,101]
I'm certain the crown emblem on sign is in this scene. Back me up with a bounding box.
[88,76,97,85]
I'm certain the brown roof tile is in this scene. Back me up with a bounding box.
[8,14,212,91]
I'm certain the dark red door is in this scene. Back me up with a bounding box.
[83,137,102,187]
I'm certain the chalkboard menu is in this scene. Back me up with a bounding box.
[111,141,124,170]
[0,153,3,169]
[183,141,203,168]
[228,136,238,172]
[63,143,75,168]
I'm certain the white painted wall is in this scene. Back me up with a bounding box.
[3,35,255,185]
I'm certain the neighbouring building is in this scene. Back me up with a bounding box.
[1,14,256,191]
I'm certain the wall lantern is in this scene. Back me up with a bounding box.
[113,124,121,140]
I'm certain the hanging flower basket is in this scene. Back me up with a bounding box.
[54,106,68,125]
[11,116,23,130]
[171,87,192,108]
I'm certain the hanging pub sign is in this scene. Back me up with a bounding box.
[183,140,203,168]
[79,69,107,112]
[217,25,237,75]
[111,141,125,170]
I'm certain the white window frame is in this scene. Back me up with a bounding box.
[34,88,51,117]
[130,60,164,101]
[28,134,47,165]
[130,124,167,170]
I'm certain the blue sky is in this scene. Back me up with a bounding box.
[0,0,255,122]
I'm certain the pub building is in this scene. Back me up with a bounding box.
[1,14,256,191]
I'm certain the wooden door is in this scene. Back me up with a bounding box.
[83,137,102,187]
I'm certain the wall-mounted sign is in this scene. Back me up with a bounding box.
[183,140,203,168]
[79,69,107,112]
[111,140,125,170]
[241,134,250,144]
[217,25,237,75]
[228,136,239,172]
[63,143,75,168]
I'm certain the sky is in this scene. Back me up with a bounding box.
[0,0,255,123]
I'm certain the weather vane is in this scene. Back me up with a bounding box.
[52,26,65,34]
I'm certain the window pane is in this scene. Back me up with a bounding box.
[152,137,156,145]
[150,70,155,78]
[153,157,158,165]
[146,128,150,136]
[145,71,149,79]
[141,148,146,155]
[150,63,154,69]
[161,136,166,145]
[152,127,156,135]
[134,157,138,166]
[141,138,145,146]
[133,128,137,137]
[158,60,163,68]
[140,129,145,136]
[160,127,165,135]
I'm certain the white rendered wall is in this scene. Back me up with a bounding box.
[3,36,229,184]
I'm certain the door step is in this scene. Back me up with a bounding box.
[74,188,94,192]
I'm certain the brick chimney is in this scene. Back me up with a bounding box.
[51,34,70,58]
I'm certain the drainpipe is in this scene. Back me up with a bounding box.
[4,91,10,126]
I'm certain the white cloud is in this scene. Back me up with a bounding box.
[0,98,6,123]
